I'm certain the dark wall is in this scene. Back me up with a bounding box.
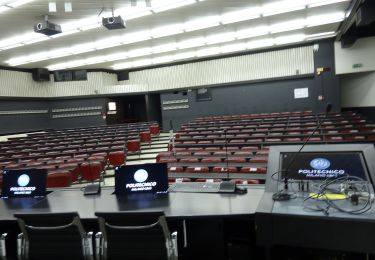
[161,40,341,130]
[49,98,107,129]
[0,100,50,134]
[161,77,317,130]
[313,40,341,112]
[146,94,162,125]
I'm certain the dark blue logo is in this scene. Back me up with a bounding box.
[310,158,330,170]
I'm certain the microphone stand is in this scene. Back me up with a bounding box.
[273,104,332,201]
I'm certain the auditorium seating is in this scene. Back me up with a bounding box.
[0,122,160,187]
[159,111,375,183]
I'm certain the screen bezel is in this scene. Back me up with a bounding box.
[114,163,169,195]
[279,151,370,181]
[265,144,375,193]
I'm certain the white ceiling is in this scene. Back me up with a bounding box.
[0,0,352,71]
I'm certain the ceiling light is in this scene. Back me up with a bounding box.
[274,34,305,45]
[236,26,269,40]
[132,59,153,67]
[151,24,184,38]
[184,16,220,32]
[307,0,350,8]
[269,19,305,33]
[246,38,275,49]
[196,46,221,57]
[152,55,175,64]
[152,43,177,53]
[221,7,261,25]
[122,32,151,44]
[305,31,337,41]
[153,0,196,13]
[306,12,345,27]
[177,37,206,49]
[127,47,152,58]
[22,36,49,45]
[85,56,106,65]
[50,29,80,38]
[105,52,128,62]
[173,51,196,60]
[205,32,236,44]
[220,42,247,54]
[112,62,133,70]
[262,0,306,17]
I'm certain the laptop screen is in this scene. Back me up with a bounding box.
[1,169,48,198]
[115,163,168,195]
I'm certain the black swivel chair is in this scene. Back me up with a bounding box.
[14,212,94,260]
[0,233,7,260]
[95,211,178,260]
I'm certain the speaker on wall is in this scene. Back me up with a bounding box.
[117,70,129,81]
[32,68,50,82]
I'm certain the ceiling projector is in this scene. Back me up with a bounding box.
[34,20,62,36]
[102,16,126,30]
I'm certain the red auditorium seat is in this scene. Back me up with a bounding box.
[89,156,107,168]
[187,147,204,151]
[211,167,237,173]
[168,166,184,172]
[179,158,200,163]
[159,158,178,163]
[26,162,44,167]
[150,125,160,136]
[229,139,245,143]
[92,152,108,161]
[47,171,72,188]
[185,166,209,172]
[4,164,22,169]
[284,138,302,142]
[38,165,57,171]
[58,164,80,182]
[240,167,267,174]
[18,159,35,164]
[213,151,229,156]
[176,151,192,156]
[249,158,268,163]
[198,140,212,144]
[75,153,89,158]
[47,159,65,165]
[241,146,259,150]
[66,158,85,164]
[55,155,72,160]
[201,158,222,163]
[156,152,173,162]
[108,151,126,167]
[195,178,222,182]
[127,139,141,154]
[224,158,246,163]
[139,132,151,143]
[194,151,211,156]
[233,151,253,156]
[80,161,102,182]
[344,136,365,140]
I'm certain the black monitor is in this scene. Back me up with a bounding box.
[1,169,48,198]
[115,163,168,195]
[265,144,375,192]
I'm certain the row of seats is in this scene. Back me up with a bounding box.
[0,150,126,188]
[192,111,354,123]
[168,166,267,174]
[168,177,261,184]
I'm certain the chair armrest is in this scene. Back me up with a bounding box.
[0,233,7,259]
[95,232,103,260]
[17,233,24,260]
[171,231,178,259]
[83,231,94,259]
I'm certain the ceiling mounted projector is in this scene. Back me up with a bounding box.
[34,20,62,36]
[102,16,126,30]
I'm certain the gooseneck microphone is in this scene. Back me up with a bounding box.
[273,103,332,201]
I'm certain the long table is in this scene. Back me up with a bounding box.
[0,186,264,260]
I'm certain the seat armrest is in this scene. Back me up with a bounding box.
[95,232,103,260]
[0,233,7,259]
[171,231,178,259]
[17,233,24,260]
[83,231,94,260]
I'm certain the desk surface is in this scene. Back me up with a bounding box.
[0,186,265,221]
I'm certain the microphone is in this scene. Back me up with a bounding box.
[220,127,236,193]
[273,103,332,201]
[223,128,230,181]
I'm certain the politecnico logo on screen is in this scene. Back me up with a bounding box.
[298,158,345,178]
[10,174,36,195]
[126,169,157,192]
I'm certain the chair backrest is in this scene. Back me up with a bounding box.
[14,212,93,260]
[95,211,176,260]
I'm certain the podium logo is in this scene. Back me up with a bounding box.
[17,174,30,187]
[310,158,330,170]
[134,169,148,183]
